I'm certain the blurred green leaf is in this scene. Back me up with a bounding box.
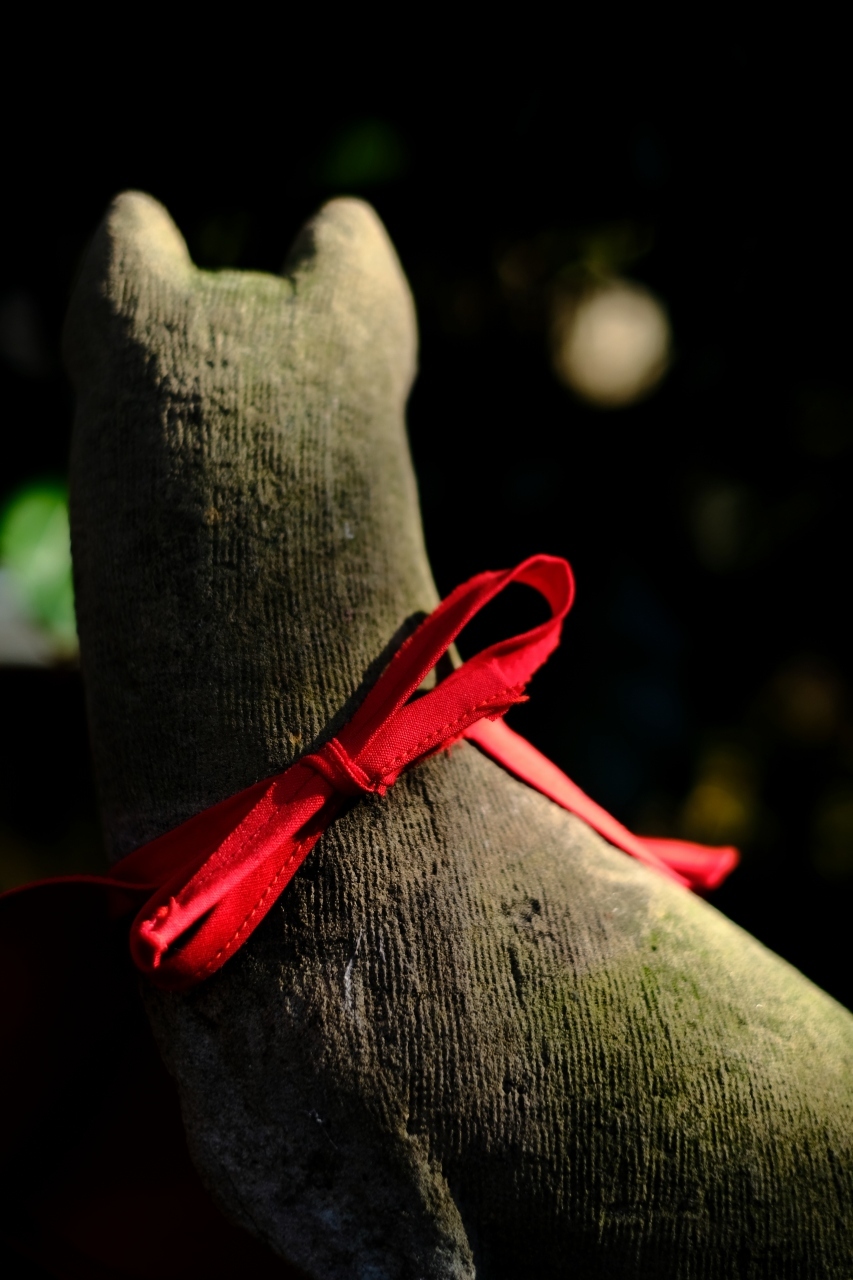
[317,119,409,189]
[0,481,77,654]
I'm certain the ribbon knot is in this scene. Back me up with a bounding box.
[303,738,387,797]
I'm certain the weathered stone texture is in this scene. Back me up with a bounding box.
[65,192,853,1278]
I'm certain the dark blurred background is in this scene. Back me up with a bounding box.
[2,36,852,1013]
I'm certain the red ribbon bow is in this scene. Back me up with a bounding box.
[2,555,738,993]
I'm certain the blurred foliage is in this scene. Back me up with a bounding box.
[316,119,408,189]
[812,787,853,881]
[0,481,77,658]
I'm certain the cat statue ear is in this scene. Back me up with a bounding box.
[64,189,416,404]
[65,193,853,1280]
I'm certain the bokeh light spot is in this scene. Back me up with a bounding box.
[550,280,671,408]
[766,657,845,746]
[688,481,754,573]
[680,746,759,847]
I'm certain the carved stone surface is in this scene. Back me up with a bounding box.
[66,192,853,1277]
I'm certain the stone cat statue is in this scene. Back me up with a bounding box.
[63,191,853,1278]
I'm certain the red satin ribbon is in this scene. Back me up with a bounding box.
[2,555,737,993]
